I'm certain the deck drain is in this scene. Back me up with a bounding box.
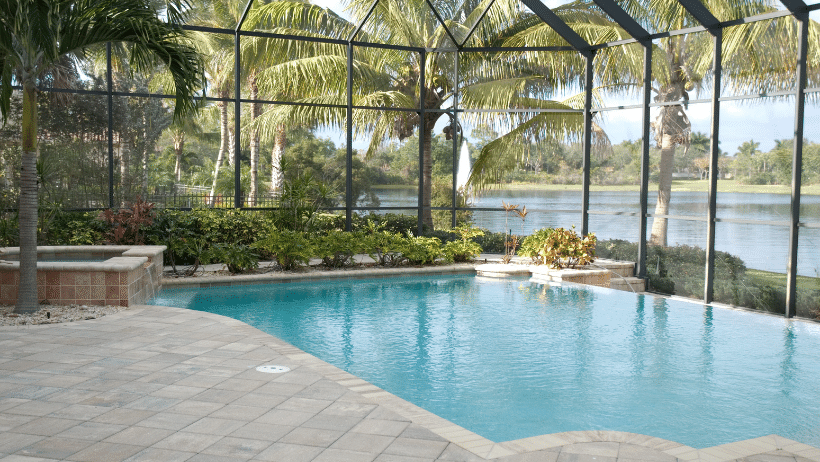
[256,365,291,374]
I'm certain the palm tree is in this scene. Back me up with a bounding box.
[613,0,811,245]
[247,0,611,228]
[0,0,203,313]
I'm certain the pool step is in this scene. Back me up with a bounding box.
[609,276,646,293]
[475,257,646,293]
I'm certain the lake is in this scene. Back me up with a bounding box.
[371,187,820,277]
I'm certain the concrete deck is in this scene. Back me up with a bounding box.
[2,303,819,462]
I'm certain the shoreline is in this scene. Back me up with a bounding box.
[375,180,820,195]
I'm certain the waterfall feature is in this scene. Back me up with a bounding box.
[456,141,471,200]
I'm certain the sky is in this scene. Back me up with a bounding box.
[309,0,809,156]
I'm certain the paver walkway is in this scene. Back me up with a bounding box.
[2,305,819,462]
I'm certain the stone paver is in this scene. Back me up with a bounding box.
[2,304,819,462]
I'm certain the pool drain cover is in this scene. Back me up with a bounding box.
[256,365,291,374]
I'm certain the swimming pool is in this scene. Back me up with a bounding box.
[150,274,820,449]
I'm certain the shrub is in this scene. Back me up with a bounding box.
[519,227,596,269]
[207,243,259,274]
[47,211,105,245]
[366,231,407,266]
[473,229,506,254]
[314,231,367,268]
[252,230,313,271]
[355,212,420,235]
[595,240,754,307]
[441,225,484,263]
[97,197,155,245]
[398,235,443,265]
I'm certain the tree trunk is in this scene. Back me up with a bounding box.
[650,133,675,247]
[421,123,433,229]
[119,146,130,206]
[16,81,39,313]
[228,128,235,167]
[141,146,148,199]
[173,130,185,182]
[271,124,285,197]
[249,75,260,207]
[209,99,229,207]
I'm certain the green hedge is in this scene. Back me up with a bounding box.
[596,239,820,318]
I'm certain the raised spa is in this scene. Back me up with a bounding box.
[1,245,164,306]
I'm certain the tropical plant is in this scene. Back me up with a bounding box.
[244,0,610,230]
[207,243,259,273]
[442,225,484,263]
[519,226,596,269]
[252,229,313,270]
[0,0,203,312]
[97,197,156,245]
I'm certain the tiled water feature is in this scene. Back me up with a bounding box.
[0,245,164,306]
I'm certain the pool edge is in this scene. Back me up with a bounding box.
[137,302,820,461]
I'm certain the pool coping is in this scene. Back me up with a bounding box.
[157,264,820,461]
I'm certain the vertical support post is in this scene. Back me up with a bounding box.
[637,42,652,279]
[234,32,242,208]
[107,43,114,208]
[786,13,809,318]
[451,51,459,228]
[581,51,594,236]
[346,42,354,231]
[418,51,426,236]
[704,30,722,303]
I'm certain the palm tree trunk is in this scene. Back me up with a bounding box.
[141,146,148,198]
[249,75,260,207]
[650,133,675,246]
[119,146,130,206]
[421,123,433,229]
[209,99,229,207]
[174,131,185,182]
[271,124,285,197]
[16,81,39,313]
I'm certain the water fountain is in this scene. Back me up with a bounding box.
[456,140,472,203]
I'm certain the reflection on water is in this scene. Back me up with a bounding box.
[373,188,820,276]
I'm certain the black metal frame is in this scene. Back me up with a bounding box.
[20,0,817,318]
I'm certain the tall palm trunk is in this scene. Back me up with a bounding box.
[271,124,285,197]
[649,72,688,246]
[119,146,130,206]
[16,81,39,313]
[650,133,675,246]
[209,97,229,206]
[421,122,433,228]
[249,74,260,206]
[141,146,149,198]
[173,130,185,182]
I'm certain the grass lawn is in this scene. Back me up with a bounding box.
[747,268,820,289]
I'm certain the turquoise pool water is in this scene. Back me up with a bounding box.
[150,275,820,449]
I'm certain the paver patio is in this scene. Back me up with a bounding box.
[2,304,819,462]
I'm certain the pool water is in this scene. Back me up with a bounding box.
[150,275,820,449]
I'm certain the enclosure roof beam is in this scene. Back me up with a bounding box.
[460,0,496,47]
[778,0,808,15]
[588,8,794,51]
[676,0,721,34]
[591,0,650,41]
[519,0,592,55]
[426,0,460,49]
[348,0,379,42]
[236,0,255,31]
